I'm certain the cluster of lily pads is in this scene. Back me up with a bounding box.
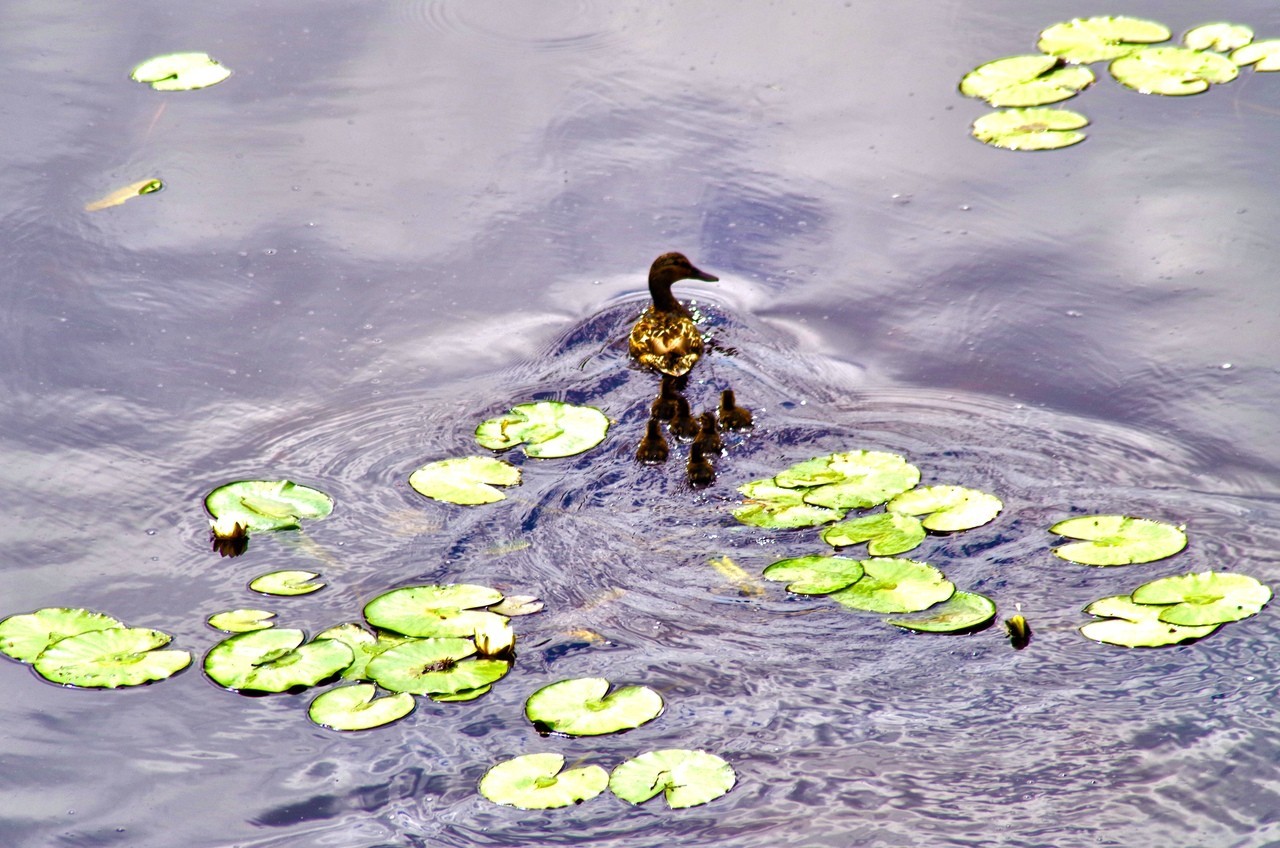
[410,400,610,505]
[960,16,1280,150]
[480,676,735,810]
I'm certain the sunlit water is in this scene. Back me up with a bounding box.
[2,2,1279,847]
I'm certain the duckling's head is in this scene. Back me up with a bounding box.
[649,252,719,289]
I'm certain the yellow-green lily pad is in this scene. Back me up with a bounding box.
[762,555,865,594]
[609,749,735,809]
[1110,46,1238,95]
[1231,40,1280,70]
[34,627,191,688]
[829,558,955,614]
[971,108,1088,151]
[479,753,608,810]
[131,52,232,91]
[476,401,610,458]
[363,584,505,638]
[366,637,509,696]
[1080,595,1219,647]
[250,570,324,596]
[308,683,415,731]
[821,511,926,556]
[886,591,996,633]
[1183,23,1253,52]
[776,450,920,509]
[524,677,664,736]
[733,480,845,529]
[207,609,275,633]
[203,628,353,693]
[0,607,124,664]
[314,623,416,681]
[205,480,334,532]
[1038,16,1172,64]
[959,55,1095,107]
[1131,571,1271,626]
[408,456,520,505]
[1050,515,1186,566]
[887,485,1002,532]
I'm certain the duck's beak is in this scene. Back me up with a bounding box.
[689,264,719,282]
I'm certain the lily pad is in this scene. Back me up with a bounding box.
[1110,46,1238,95]
[821,512,926,556]
[131,52,232,91]
[308,683,415,731]
[762,555,865,594]
[204,629,353,693]
[363,584,506,638]
[33,627,191,688]
[775,450,920,509]
[609,749,736,809]
[479,753,608,810]
[959,55,1095,107]
[887,485,1002,532]
[431,684,493,702]
[829,558,955,614]
[476,401,610,458]
[886,591,996,633]
[250,570,325,596]
[971,108,1088,151]
[205,480,334,532]
[84,178,163,212]
[1050,515,1186,566]
[1131,571,1271,626]
[207,609,275,633]
[1184,23,1253,53]
[1038,16,1172,64]
[408,456,520,505]
[0,608,124,664]
[733,480,845,529]
[525,677,664,736]
[366,637,509,695]
[314,623,414,681]
[488,595,544,616]
[1231,40,1280,71]
[1080,595,1219,647]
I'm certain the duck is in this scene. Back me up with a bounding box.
[687,441,716,487]
[628,252,719,377]
[693,412,722,454]
[669,395,700,441]
[650,374,681,421]
[635,417,669,464]
[718,389,753,431]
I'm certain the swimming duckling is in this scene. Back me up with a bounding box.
[635,417,669,464]
[628,252,719,377]
[687,441,715,487]
[717,389,753,431]
[693,412,722,454]
[669,395,700,441]
[650,374,680,421]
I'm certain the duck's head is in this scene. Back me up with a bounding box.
[649,252,719,289]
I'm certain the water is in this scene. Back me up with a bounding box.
[2,2,1279,846]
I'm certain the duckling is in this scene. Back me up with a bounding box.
[628,252,719,376]
[650,374,680,421]
[635,417,669,464]
[717,388,753,431]
[687,441,716,487]
[693,412,722,454]
[669,395,700,441]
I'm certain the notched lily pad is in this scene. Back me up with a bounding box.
[408,456,520,505]
[733,480,845,529]
[886,591,996,633]
[1050,515,1186,566]
[821,511,926,556]
[525,677,664,736]
[34,627,191,688]
[479,752,608,810]
[308,683,415,731]
[366,637,509,695]
[363,584,506,638]
[1110,46,1238,95]
[972,108,1088,151]
[776,450,920,509]
[829,558,955,614]
[1131,571,1271,626]
[1232,40,1280,71]
[204,628,353,693]
[1080,595,1218,647]
[250,570,325,596]
[131,52,232,91]
[887,485,1002,532]
[959,55,1095,107]
[762,555,865,594]
[1038,16,1172,64]
[0,607,124,664]
[476,401,610,458]
[609,749,736,809]
[205,480,334,532]
[1184,23,1253,53]
[207,609,275,633]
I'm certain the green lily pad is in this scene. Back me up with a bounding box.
[33,627,191,688]
[205,480,334,532]
[479,753,609,810]
[476,401,610,458]
[1080,595,1219,647]
[821,512,926,556]
[887,485,1002,532]
[408,456,520,505]
[762,555,865,594]
[1038,16,1172,64]
[366,637,509,695]
[1231,40,1280,71]
[363,584,506,638]
[829,558,955,614]
[488,595,544,616]
[886,591,996,633]
[525,677,664,736]
[971,108,1088,151]
[308,683,415,731]
[609,749,736,809]
[1050,515,1186,566]
[775,450,920,509]
[1110,46,1238,95]
[249,570,325,596]
[1131,571,1271,626]
[0,608,124,664]
[314,623,415,681]
[732,480,845,529]
[431,684,493,702]
[1184,23,1253,52]
[203,629,353,693]
[131,52,232,91]
[959,55,1095,107]
[207,609,275,633]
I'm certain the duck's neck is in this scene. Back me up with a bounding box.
[648,279,687,314]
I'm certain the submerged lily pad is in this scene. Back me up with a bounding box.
[1184,23,1253,53]
[131,52,232,91]
[476,401,610,458]
[479,753,608,810]
[886,591,996,633]
[829,558,955,614]
[776,450,920,509]
[204,629,353,693]
[363,584,506,637]
[366,637,509,695]
[488,595,544,617]
[733,480,845,529]
[1038,16,1172,64]
[762,555,865,594]
[1050,515,1186,566]
[887,485,1002,532]
[1231,40,1280,71]
[408,456,521,505]
[308,683,415,731]
[250,570,324,596]
[609,749,736,809]
[34,627,191,688]
[1131,571,1271,626]
[1110,46,1238,95]
[959,55,1095,107]
[821,512,926,556]
[207,609,275,633]
[1080,595,1218,647]
[0,608,124,664]
[972,108,1088,151]
[205,480,334,532]
[525,677,664,736]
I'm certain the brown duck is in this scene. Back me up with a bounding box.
[628,252,719,377]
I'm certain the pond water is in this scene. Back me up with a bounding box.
[2,2,1279,846]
